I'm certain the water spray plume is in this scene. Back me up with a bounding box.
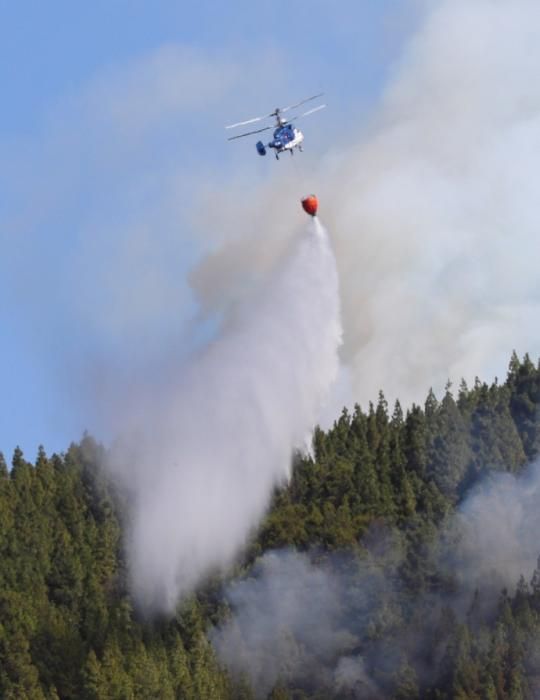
[107,218,341,613]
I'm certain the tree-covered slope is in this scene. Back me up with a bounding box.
[1,352,540,698]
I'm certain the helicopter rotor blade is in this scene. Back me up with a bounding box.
[282,104,326,124]
[227,125,273,140]
[300,104,326,117]
[227,95,324,127]
[226,116,264,129]
[280,93,324,114]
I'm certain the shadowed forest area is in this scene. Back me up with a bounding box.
[1,352,540,698]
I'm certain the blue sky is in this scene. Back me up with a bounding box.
[1,1,414,459]
[1,0,410,134]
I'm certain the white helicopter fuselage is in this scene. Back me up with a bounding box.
[269,123,304,158]
[280,127,304,151]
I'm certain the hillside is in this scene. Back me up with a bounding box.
[1,352,540,699]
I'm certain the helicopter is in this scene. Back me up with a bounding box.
[225,94,326,159]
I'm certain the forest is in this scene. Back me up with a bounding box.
[1,351,540,699]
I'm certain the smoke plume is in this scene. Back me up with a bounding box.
[210,550,367,698]
[107,219,341,611]
[212,462,540,696]
[448,460,540,597]
[192,0,540,408]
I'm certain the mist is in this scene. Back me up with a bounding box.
[106,219,341,612]
[212,462,540,696]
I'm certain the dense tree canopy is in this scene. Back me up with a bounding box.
[1,353,540,698]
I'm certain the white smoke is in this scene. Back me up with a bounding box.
[212,463,540,695]
[210,550,362,698]
[449,460,540,596]
[107,219,341,611]
[192,0,540,408]
[334,656,382,698]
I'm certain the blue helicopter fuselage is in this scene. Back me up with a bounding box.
[255,121,304,158]
[270,124,295,149]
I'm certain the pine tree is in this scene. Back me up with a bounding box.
[393,661,419,699]
[167,632,193,699]
[404,406,427,479]
[531,556,540,612]
[0,452,8,479]
[374,393,395,515]
[100,639,134,699]
[507,352,540,460]
[81,649,102,700]
[351,406,380,514]
[427,386,471,499]
[468,383,526,479]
